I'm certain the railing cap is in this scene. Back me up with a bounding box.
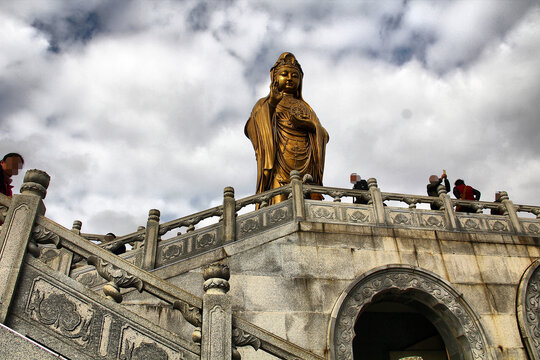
[290,170,301,181]
[20,169,50,199]
[148,209,160,222]
[224,186,235,198]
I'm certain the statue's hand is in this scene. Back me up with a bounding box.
[269,82,282,107]
[290,114,316,132]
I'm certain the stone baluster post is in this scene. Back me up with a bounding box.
[0,169,49,323]
[133,225,145,250]
[142,209,160,270]
[368,178,386,224]
[290,170,305,221]
[223,187,236,243]
[53,220,81,275]
[202,263,232,360]
[499,191,522,233]
[438,184,457,230]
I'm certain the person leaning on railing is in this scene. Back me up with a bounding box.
[427,172,450,210]
[453,179,481,213]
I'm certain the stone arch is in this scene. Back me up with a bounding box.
[516,258,540,359]
[327,265,492,360]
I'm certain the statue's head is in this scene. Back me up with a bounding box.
[270,52,303,98]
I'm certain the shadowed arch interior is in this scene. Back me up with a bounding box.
[328,266,491,360]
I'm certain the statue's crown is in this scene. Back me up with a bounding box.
[272,52,303,75]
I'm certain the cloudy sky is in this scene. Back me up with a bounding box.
[1,0,539,235]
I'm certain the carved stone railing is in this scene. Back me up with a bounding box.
[304,179,540,236]
[67,172,540,295]
[0,169,323,360]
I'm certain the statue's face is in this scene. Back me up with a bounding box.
[275,66,300,94]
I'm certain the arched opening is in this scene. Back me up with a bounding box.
[353,295,449,360]
[328,266,491,360]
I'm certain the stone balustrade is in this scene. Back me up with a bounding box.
[0,168,325,360]
[60,172,540,284]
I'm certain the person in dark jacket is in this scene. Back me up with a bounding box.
[490,192,504,215]
[427,173,450,210]
[351,174,369,205]
[0,153,24,198]
[453,179,481,213]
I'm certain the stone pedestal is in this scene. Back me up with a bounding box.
[201,263,232,360]
[0,169,49,323]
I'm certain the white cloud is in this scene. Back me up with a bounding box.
[1,1,539,234]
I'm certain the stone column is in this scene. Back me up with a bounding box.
[368,178,386,224]
[223,187,236,243]
[201,263,232,360]
[142,209,160,270]
[290,170,305,221]
[438,184,457,230]
[0,169,49,323]
[499,191,522,233]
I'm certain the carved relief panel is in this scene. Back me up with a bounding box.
[517,258,540,360]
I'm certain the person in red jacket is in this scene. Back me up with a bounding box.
[453,179,481,213]
[0,153,24,197]
[0,153,24,226]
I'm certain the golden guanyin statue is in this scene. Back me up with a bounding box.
[245,52,329,204]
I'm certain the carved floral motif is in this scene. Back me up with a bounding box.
[119,326,182,360]
[123,341,169,360]
[240,217,260,234]
[528,223,540,234]
[424,216,443,228]
[392,213,410,225]
[269,208,288,224]
[490,220,508,232]
[348,210,369,223]
[332,268,487,360]
[463,218,480,230]
[196,232,216,248]
[26,278,93,346]
[312,206,335,220]
[162,243,185,261]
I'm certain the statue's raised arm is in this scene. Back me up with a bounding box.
[244,52,329,205]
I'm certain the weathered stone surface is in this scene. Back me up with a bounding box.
[441,253,483,283]
[8,256,199,360]
[0,324,61,359]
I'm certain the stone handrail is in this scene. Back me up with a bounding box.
[381,192,439,208]
[34,215,203,309]
[304,184,372,203]
[32,211,321,359]
[515,204,540,218]
[234,184,293,211]
[158,205,224,236]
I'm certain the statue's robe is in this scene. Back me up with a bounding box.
[244,95,329,202]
